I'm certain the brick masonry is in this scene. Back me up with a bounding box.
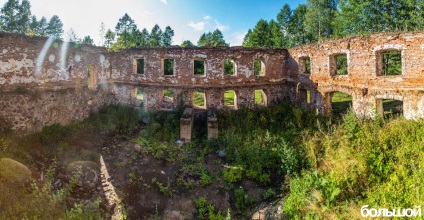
[2,31,424,131]
[288,32,424,119]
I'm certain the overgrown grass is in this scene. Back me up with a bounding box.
[283,110,424,219]
[2,102,421,219]
[213,100,327,185]
[224,90,235,106]
[193,91,206,107]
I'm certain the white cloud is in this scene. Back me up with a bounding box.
[203,15,211,20]
[160,0,168,5]
[188,21,206,31]
[227,31,247,46]
[215,19,229,31]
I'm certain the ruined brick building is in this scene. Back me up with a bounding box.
[1,31,424,131]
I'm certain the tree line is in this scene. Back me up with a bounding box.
[243,0,424,48]
[0,0,63,39]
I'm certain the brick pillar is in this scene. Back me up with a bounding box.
[207,109,218,139]
[180,107,194,142]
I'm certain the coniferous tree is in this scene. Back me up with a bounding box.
[0,0,22,33]
[197,29,228,47]
[46,15,63,39]
[36,16,48,37]
[149,24,162,47]
[15,0,31,33]
[115,13,136,48]
[104,29,115,48]
[243,19,272,47]
[181,40,194,47]
[162,26,174,46]
[27,15,37,36]
[81,35,94,45]
[276,4,292,48]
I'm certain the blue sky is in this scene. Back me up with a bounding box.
[0,0,306,46]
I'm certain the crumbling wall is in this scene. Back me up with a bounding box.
[0,32,111,88]
[0,32,115,131]
[288,32,424,119]
[0,86,114,131]
[3,31,424,132]
[108,47,289,111]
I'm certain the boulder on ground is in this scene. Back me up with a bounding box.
[0,158,32,184]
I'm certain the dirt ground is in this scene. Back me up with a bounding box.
[42,127,271,220]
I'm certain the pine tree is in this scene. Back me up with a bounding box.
[81,35,94,45]
[149,24,162,47]
[46,15,63,39]
[115,13,137,48]
[243,19,272,47]
[36,16,48,37]
[104,29,115,48]
[0,0,33,34]
[197,29,228,47]
[181,40,194,47]
[15,0,31,34]
[276,3,292,48]
[162,26,174,46]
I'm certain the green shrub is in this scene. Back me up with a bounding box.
[194,197,226,220]
[263,188,276,200]
[234,189,253,215]
[283,116,424,219]
[223,166,243,183]
[200,170,212,187]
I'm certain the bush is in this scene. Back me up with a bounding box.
[234,189,253,215]
[194,197,226,220]
[223,166,243,183]
[263,188,276,200]
[283,116,424,219]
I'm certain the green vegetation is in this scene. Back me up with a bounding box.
[194,60,205,75]
[0,0,64,38]
[197,29,228,47]
[305,58,311,74]
[283,111,424,219]
[1,99,422,218]
[331,92,352,116]
[234,189,253,215]
[254,90,263,105]
[224,60,235,75]
[224,90,235,106]
[253,60,263,76]
[163,89,174,98]
[163,59,174,75]
[193,91,205,107]
[0,162,102,219]
[244,1,424,48]
[136,59,144,74]
[336,55,348,75]
[382,50,402,76]
[195,197,229,220]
